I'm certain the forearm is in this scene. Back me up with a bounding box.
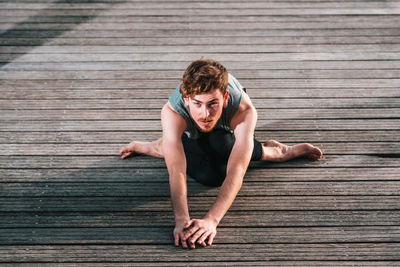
[205,134,253,225]
[169,171,190,223]
[204,165,246,224]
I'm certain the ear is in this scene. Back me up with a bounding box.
[223,90,229,107]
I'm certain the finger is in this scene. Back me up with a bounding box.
[183,226,198,241]
[119,147,128,155]
[174,233,179,247]
[121,152,132,159]
[197,232,210,247]
[207,232,216,246]
[189,230,205,248]
[183,223,198,239]
[180,234,188,249]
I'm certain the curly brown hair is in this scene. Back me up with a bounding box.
[180,59,228,98]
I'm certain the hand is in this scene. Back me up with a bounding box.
[182,218,218,249]
[174,219,192,249]
[119,142,136,159]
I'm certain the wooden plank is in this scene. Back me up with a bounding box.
[0,210,399,227]
[2,109,399,121]
[0,167,398,182]
[1,167,399,183]
[1,2,400,9]
[1,88,399,99]
[2,61,398,71]
[1,119,398,131]
[1,79,399,89]
[2,69,400,80]
[2,21,400,31]
[2,196,400,212]
[1,89,398,101]
[1,7,400,16]
[1,130,399,144]
[0,243,399,262]
[1,181,399,197]
[1,14,400,25]
[3,36,400,46]
[0,155,398,168]
[2,52,400,62]
[1,98,399,110]
[0,262,398,267]
[1,226,399,245]
[1,142,399,156]
[1,29,399,39]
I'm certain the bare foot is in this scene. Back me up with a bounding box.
[119,142,140,159]
[263,140,323,162]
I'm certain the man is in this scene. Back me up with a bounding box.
[119,59,323,249]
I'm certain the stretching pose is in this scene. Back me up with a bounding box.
[120,59,323,249]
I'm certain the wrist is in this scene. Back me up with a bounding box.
[204,214,220,226]
[175,215,190,224]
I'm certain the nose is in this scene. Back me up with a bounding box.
[202,105,210,118]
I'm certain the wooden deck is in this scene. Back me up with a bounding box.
[1,0,400,265]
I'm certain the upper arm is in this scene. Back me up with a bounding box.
[231,92,257,143]
[161,102,187,177]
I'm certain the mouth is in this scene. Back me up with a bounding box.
[199,120,213,127]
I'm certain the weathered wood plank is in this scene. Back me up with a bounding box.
[1,98,399,110]
[1,226,399,245]
[2,52,400,62]
[1,88,399,99]
[3,36,400,46]
[0,155,397,168]
[2,15,400,26]
[1,119,398,131]
[1,142,399,156]
[1,262,397,267]
[1,29,399,39]
[0,243,399,262]
[1,181,399,197]
[2,61,399,71]
[1,2,399,9]
[2,109,398,121]
[1,130,398,144]
[2,69,400,80]
[1,7,400,16]
[2,19,400,30]
[1,79,399,89]
[2,196,399,212]
[0,211,399,227]
[1,167,399,183]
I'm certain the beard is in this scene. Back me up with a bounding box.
[196,117,217,132]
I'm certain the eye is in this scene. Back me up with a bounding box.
[208,102,218,108]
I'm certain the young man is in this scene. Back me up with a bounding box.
[120,59,323,249]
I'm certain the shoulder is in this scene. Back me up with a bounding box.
[161,102,187,138]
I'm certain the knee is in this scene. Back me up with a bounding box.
[189,167,225,187]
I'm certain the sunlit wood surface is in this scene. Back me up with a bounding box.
[1,0,400,265]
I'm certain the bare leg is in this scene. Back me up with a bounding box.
[119,138,164,159]
[261,140,323,162]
